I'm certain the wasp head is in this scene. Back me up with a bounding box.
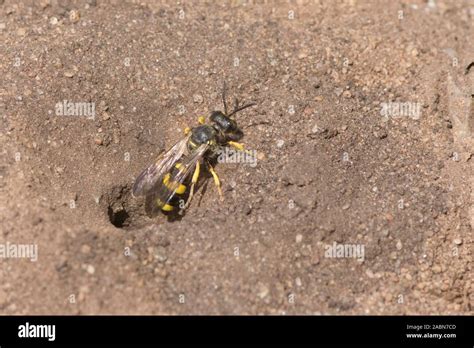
[210,111,243,142]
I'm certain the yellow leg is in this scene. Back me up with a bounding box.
[184,161,200,209]
[227,141,244,151]
[185,117,205,135]
[206,160,223,201]
[228,141,252,155]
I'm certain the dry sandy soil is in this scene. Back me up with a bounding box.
[0,0,472,314]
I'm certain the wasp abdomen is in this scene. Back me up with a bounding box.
[155,162,188,212]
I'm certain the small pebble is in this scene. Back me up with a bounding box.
[342,90,352,98]
[193,94,203,104]
[257,283,269,299]
[0,289,8,307]
[154,246,168,263]
[154,267,168,278]
[396,240,403,250]
[298,52,308,59]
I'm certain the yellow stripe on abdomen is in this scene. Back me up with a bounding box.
[156,198,174,211]
[162,173,186,195]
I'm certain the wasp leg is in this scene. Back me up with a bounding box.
[227,141,245,151]
[185,116,205,135]
[227,141,253,155]
[206,160,223,201]
[184,161,201,209]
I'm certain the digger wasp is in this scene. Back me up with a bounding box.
[132,83,256,216]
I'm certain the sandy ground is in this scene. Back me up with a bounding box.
[0,0,472,314]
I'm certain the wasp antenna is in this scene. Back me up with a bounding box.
[228,97,242,116]
[227,101,256,118]
[222,80,228,115]
[242,120,270,129]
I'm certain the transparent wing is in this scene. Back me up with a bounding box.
[132,135,190,197]
[145,143,209,216]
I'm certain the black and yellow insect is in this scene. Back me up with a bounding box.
[132,84,255,217]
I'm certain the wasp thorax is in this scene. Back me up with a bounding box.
[190,125,216,145]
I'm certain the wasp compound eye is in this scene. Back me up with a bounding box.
[226,128,243,142]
